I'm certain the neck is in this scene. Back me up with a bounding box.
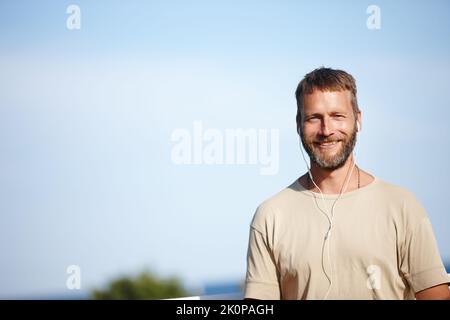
[308,154,358,194]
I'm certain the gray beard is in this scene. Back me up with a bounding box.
[301,129,357,170]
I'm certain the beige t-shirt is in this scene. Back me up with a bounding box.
[244,177,449,300]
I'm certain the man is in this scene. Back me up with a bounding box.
[244,67,450,300]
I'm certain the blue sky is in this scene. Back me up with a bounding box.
[0,0,449,298]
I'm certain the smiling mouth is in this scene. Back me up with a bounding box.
[314,140,341,149]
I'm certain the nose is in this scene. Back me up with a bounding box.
[319,117,333,137]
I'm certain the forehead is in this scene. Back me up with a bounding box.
[303,89,352,114]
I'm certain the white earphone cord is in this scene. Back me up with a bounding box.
[299,137,358,300]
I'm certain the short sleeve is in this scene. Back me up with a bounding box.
[244,226,281,299]
[400,216,450,293]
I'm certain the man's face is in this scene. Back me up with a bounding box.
[300,89,360,170]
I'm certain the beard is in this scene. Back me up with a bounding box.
[300,123,357,170]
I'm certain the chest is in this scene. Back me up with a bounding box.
[273,205,399,278]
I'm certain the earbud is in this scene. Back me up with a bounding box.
[357,122,360,132]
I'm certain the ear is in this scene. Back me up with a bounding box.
[356,111,362,132]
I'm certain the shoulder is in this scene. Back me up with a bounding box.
[375,179,423,205]
[373,178,428,223]
[250,180,299,233]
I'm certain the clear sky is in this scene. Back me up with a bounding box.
[0,0,449,298]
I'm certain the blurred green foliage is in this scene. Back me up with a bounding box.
[91,270,190,300]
